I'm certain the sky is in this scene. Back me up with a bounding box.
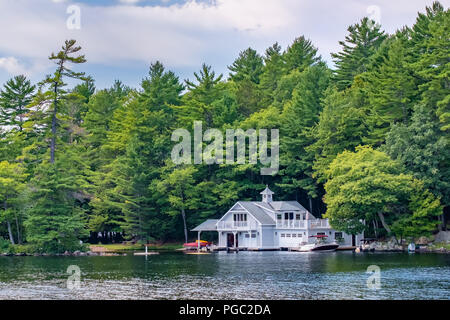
[0,0,448,89]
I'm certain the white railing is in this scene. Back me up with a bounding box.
[276,219,330,229]
[309,219,331,229]
[276,220,306,229]
[217,221,258,230]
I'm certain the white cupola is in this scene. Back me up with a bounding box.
[260,185,274,203]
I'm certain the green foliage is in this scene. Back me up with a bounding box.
[24,158,89,253]
[228,47,264,84]
[382,104,450,206]
[283,36,321,73]
[0,75,35,131]
[279,64,331,199]
[332,17,387,90]
[0,2,448,248]
[362,34,417,145]
[308,85,368,183]
[324,146,442,237]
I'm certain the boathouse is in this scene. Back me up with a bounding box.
[192,186,363,250]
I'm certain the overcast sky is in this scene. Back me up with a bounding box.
[0,0,448,89]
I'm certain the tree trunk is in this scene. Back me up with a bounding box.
[15,213,21,244]
[6,221,15,245]
[4,201,15,245]
[377,211,391,234]
[437,214,444,231]
[181,208,188,244]
[50,98,57,164]
[372,220,378,238]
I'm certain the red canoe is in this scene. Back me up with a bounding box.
[183,240,212,248]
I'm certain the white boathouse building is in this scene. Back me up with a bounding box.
[192,186,363,250]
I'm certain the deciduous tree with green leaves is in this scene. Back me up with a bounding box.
[323,146,442,238]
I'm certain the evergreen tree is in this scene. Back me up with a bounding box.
[332,17,387,90]
[0,75,35,132]
[24,156,89,253]
[410,4,449,133]
[179,64,223,127]
[90,62,184,241]
[228,47,264,84]
[0,161,27,244]
[283,36,320,73]
[382,104,449,226]
[259,42,284,108]
[363,34,417,145]
[279,64,331,211]
[37,39,86,163]
[307,85,368,183]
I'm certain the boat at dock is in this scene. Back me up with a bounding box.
[292,235,339,252]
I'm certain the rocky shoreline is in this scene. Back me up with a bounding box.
[356,231,450,253]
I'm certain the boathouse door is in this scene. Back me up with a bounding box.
[227,233,238,247]
[352,235,356,246]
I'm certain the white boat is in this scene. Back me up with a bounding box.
[296,235,339,252]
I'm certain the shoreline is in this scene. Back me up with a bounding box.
[1,247,448,257]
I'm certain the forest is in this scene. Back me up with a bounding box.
[0,2,448,253]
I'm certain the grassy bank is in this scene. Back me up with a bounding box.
[89,242,184,253]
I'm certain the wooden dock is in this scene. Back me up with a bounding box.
[336,246,357,251]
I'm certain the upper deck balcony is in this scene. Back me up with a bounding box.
[276,219,331,229]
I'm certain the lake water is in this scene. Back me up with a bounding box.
[0,251,449,300]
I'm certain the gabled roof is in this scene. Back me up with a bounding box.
[239,202,276,225]
[191,219,219,231]
[270,201,308,212]
[253,201,316,219]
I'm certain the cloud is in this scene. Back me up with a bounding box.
[118,0,142,4]
[0,0,446,88]
[0,57,28,75]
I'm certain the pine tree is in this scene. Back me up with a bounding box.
[363,33,417,145]
[410,4,449,132]
[332,17,387,90]
[90,62,184,241]
[179,64,223,127]
[24,156,89,253]
[271,38,322,110]
[283,36,320,73]
[228,47,264,84]
[279,64,331,211]
[307,86,368,183]
[259,42,284,108]
[23,40,89,252]
[0,75,35,132]
[38,39,86,164]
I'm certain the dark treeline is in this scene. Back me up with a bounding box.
[0,2,448,252]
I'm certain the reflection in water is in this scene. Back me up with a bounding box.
[0,251,448,299]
